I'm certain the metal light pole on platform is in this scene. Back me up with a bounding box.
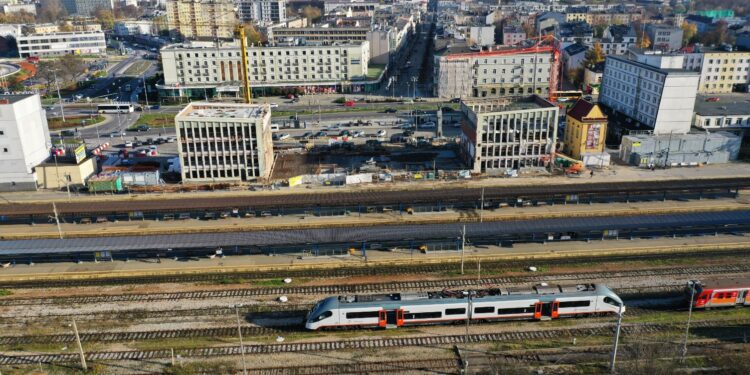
[609,304,624,372]
[460,225,466,275]
[71,318,87,371]
[681,281,697,363]
[233,304,248,375]
[53,70,66,122]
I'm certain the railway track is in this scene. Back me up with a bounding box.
[2,264,746,307]
[4,248,750,289]
[252,358,462,375]
[0,319,746,366]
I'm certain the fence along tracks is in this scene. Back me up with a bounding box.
[2,264,748,307]
[0,320,747,366]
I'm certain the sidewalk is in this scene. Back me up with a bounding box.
[1,233,748,282]
[1,197,746,240]
[2,162,750,205]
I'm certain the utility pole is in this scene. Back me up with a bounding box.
[52,202,63,239]
[477,258,481,281]
[609,304,624,373]
[681,281,697,363]
[72,318,87,371]
[234,305,248,375]
[465,291,472,343]
[479,187,485,223]
[53,70,66,122]
[142,75,150,112]
[460,225,466,275]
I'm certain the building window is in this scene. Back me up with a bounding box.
[3,148,7,152]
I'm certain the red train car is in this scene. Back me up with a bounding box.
[687,278,750,309]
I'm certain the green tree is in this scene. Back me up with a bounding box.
[93,6,114,30]
[681,21,697,46]
[584,43,605,66]
[38,0,67,23]
[300,5,322,24]
[242,23,264,45]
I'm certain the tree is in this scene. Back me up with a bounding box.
[701,20,730,45]
[567,67,584,89]
[93,6,114,30]
[58,55,85,81]
[584,43,605,66]
[681,21,697,46]
[639,32,651,49]
[35,60,59,93]
[115,5,141,19]
[0,10,36,24]
[58,22,74,32]
[242,23,263,46]
[593,24,607,39]
[38,0,67,23]
[300,5,322,24]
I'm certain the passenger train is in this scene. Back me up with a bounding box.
[305,283,624,330]
[687,278,750,309]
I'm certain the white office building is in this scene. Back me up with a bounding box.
[175,102,274,182]
[114,20,157,36]
[0,94,51,191]
[433,42,552,99]
[17,31,106,58]
[237,0,286,24]
[159,40,370,97]
[599,54,700,134]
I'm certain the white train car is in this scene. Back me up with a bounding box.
[305,284,624,330]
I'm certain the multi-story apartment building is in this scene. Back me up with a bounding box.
[175,102,274,182]
[556,21,593,44]
[599,54,700,135]
[159,41,370,97]
[23,23,59,34]
[237,0,286,24]
[17,31,106,58]
[60,0,113,16]
[433,42,552,99]
[687,49,750,94]
[599,25,636,56]
[694,94,750,130]
[166,0,236,40]
[565,7,588,23]
[645,24,683,52]
[459,96,559,174]
[502,25,526,46]
[0,94,51,192]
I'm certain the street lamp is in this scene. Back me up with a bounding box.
[52,70,66,122]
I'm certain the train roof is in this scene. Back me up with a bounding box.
[696,277,750,290]
[331,284,615,308]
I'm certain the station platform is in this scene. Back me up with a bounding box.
[0,233,749,283]
[1,197,748,240]
[1,162,750,205]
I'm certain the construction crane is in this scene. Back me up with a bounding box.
[444,35,562,102]
[181,20,253,104]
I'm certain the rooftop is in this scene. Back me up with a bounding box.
[463,95,556,113]
[607,55,700,76]
[694,94,750,116]
[176,102,267,120]
[0,93,36,104]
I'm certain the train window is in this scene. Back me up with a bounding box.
[346,311,379,319]
[312,311,333,322]
[474,306,495,314]
[404,312,442,319]
[497,307,533,315]
[445,308,466,315]
[603,297,621,307]
[559,300,591,308]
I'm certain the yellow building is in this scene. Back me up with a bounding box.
[564,100,608,161]
[697,50,750,93]
[36,157,96,190]
[166,0,236,40]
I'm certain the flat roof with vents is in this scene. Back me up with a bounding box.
[176,102,267,120]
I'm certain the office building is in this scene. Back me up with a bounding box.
[17,31,106,58]
[599,54,699,134]
[175,102,274,182]
[433,41,552,99]
[0,94,51,192]
[237,0,286,24]
[564,99,609,165]
[459,96,559,174]
[688,49,750,94]
[645,24,683,52]
[600,25,636,56]
[166,0,236,40]
[61,0,114,16]
[159,40,369,97]
[114,20,157,36]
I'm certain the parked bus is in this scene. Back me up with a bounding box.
[98,103,134,114]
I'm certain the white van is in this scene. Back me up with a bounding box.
[270,124,281,132]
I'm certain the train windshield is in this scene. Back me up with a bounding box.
[311,310,333,322]
[603,297,622,307]
[307,300,323,320]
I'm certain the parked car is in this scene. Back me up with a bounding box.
[450,98,461,103]
[352,130,365,137]
[339,130,351,137]
[124,141,133,147]
[109,131,125,138]
[314,131,328,137]
[441,106,454,112]
[421,122,436,129]
[270,103,279,108]
[376,129,387,137]
[277,133,291,140]
[60,130,77,137]
[384,108,397,113]
[131,124,150,132]
[300,132,313,139]
[166,137,176,143]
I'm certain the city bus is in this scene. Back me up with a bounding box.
[97,103,135,114]
[555,90,584,102]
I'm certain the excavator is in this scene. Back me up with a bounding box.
[553,152,586,177]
